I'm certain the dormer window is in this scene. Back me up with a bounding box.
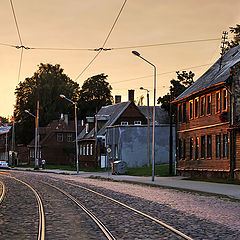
[134,121,141,125]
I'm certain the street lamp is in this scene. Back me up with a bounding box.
[133,51,157,181]
[25,109,39,169]
[60,94,79,174]
[140,87,150,167]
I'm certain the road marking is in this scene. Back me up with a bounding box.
[0,181,5,203]
[0,172,11,175]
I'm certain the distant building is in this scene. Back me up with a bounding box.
[28,115,81,166]
[173,45,240,180]
[0,126,11,161]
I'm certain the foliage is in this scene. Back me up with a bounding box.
[0,116,8,126]
[157,71,195,114]
[14,63,79,145]
[135,95,144,106]
[224,24,240,53]
[78,73,113,117]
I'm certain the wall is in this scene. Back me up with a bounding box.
[106,125,175,168]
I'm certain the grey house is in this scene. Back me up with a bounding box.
[106,106,175,168]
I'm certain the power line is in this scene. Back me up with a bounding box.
[10,0,24,82]
[113,63,213,84]
[10,0,23,45]
[75,0,127,81]
[111,38,222,50]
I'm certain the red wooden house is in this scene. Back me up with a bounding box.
[173,45,240,180]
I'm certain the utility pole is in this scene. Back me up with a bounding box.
[219,31,228,70]
[11,113,15,167]
[169,86,173,175]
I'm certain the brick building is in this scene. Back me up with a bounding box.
[28,115,80,166]
[173,45,240,180]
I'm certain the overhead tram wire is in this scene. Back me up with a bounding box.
[10,0,24,82]
[75,0,128,81]
[113,63,213,84]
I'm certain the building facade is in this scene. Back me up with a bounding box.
[174,45,240,180]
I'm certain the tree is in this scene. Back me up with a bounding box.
[224,24,240,53]
[14,63,79,145]
[157,71,195,115]
[0,116,8,126]
[78,73,113,117]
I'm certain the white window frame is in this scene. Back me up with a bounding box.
[57,133,63,142]
[86,144,89,155]
[83,145,86,155]
[79,145,82,155]
[121,122,128,126]
[90,144,93,155]
[134,121,141,125]
[67,133,72,142]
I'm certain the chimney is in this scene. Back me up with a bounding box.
[128,89,135,102]
[115,95,121,104]
[64,114,68,125]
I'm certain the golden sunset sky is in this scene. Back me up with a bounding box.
[0,0,240,118]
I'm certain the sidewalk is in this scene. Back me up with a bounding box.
[11,167,240,201]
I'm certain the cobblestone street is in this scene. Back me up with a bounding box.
[0,170,240,239]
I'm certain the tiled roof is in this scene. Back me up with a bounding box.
[174,45,240,101]
[138,106,169,124]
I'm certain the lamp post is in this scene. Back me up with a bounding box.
[60,94,79,174]
[25,107,39,169]
[140,87,150,167]
[132,50,157,181]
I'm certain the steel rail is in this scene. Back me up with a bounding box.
[0,180,5,204]
[12,177,45,240]
[40,180,116,240]
[64,181,194,240]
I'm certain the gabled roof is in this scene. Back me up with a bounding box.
[138,106,169,125]
[78,102,132,139]
[174,45,240,102]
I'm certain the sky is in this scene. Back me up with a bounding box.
[0,0,240,118]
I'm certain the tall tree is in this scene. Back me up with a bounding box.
[0,116,8,126]
[78,73,113,117]
[157,71,194,115]
[224,24,240,53]
[14,63,79,145]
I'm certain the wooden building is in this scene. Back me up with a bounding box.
[173,45,240,180]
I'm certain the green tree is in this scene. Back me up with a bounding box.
[224,24,240,53]
[14,63,79,145]
[157,71,194,115]
[78,73,113,117]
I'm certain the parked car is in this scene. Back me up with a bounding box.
[0,161,9,169]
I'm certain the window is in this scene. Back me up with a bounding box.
[183,103,187,122]
[223,134,229,158]
[121,122,128,125]
[223,89,228,111]
[207,135,212,158]
[189,100,193,120]
[57,133,63,142]
[90,144,93,155]
[216,135,221,158]
[86,144,89,155]
[178,104,182,122]
[195,137,199,160]
[67,133,72,142]
[178,138,182,159]
[194,97,199,118]
[201,136,205,158]
[200,96,205,116]
[190,137,194,160]
[30,149,34,158]
[79,145,82,155]
[216,91,221,113]
[83,145,86,155]
[134,121,141,125]
[183,139,186,159]
[206,94,211,115]
[115,144,118,159]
